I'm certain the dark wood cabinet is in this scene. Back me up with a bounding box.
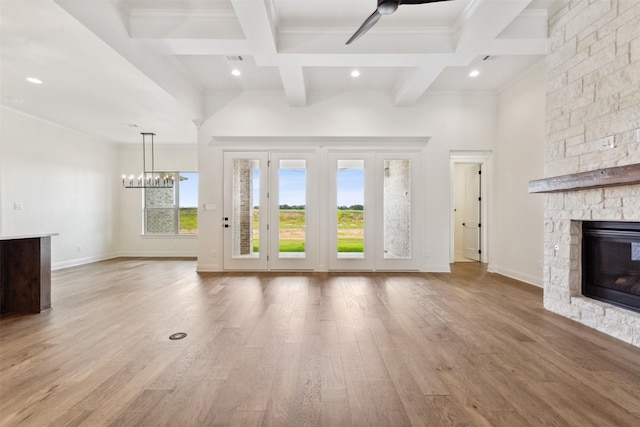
[0,235,54,314]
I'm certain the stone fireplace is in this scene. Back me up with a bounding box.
[541,0,640,347]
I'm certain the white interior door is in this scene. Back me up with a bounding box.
[223,152,268,270]
[462,164,481,261]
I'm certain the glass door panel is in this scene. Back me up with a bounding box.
[383,159,411,259]
[270,153,317,270]
[337,160,365,259]
[375,153,423,270]
[277,159,306,259]
[223,152,268,270]
[328,153,374,270]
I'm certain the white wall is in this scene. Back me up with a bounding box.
[117,142,198,257]
[197,91,498,271]
[0,108,119,269]
[491,61,546,286]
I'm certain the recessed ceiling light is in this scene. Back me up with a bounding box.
[469,70,480,78]
[231,69,241,77]
[350,70,361,78]
[26,77,43,84]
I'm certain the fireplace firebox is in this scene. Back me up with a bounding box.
[582,221,640,313]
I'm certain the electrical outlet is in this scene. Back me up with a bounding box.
[636,128,640,143]
[13,202,23,210]
[77,245,82,252]
[599,135,614,150]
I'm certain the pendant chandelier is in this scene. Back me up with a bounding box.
[122,132,174,189]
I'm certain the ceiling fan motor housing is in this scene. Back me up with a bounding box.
[378,1,399,15]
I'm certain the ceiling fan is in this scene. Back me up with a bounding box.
[346,0,453,44]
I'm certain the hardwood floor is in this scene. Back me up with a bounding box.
[1,258,639,426]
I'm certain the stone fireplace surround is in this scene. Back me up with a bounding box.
[541,0,640,348]
[542,184,640,347]
[529,164,640,347]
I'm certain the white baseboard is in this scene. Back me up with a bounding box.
[117,251,197,258]
[53,253,118,270]
[196,262,222,272]
[492,265,542,288]
[424,264,452,273]
[195,263,453,273]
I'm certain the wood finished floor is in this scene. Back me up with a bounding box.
[1,258,639,426]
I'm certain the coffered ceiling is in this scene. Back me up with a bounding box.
[0,0,565,143]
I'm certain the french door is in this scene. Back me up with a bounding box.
[223,149,423,271]
[222,151,317,270]
[328,151,423,271]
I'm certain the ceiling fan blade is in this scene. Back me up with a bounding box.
[346,10,382,45]
[400,0,452,5]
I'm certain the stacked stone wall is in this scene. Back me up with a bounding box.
[544,0,640,346]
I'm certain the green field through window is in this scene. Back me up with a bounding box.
[252,209,364,252]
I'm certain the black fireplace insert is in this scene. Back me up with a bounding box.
[582,221,640,313]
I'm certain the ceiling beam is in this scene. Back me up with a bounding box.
[231,0,307,106]
[392,53,475,106]
[453,0,533,53]
[230,0,277,65]
[278,61,307,107]
[393,0,534,105]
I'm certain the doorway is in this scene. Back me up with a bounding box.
[450,152,490,264]
[222,151,318,270]
[327,151,423,271]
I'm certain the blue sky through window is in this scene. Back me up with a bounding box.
[337,169,364,207]
[179,168,365,208]
[251,168,364,206]
[179,172,198,207]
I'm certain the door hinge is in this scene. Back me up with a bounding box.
[478,197,481,201]
[268,160,271,167]
[267,223,270,230]
[478,250,482,254]
[478,223,481,227]
[267,255,269,261]
[478,170,482,175]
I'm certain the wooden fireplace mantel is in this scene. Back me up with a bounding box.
[528,163,640,193]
